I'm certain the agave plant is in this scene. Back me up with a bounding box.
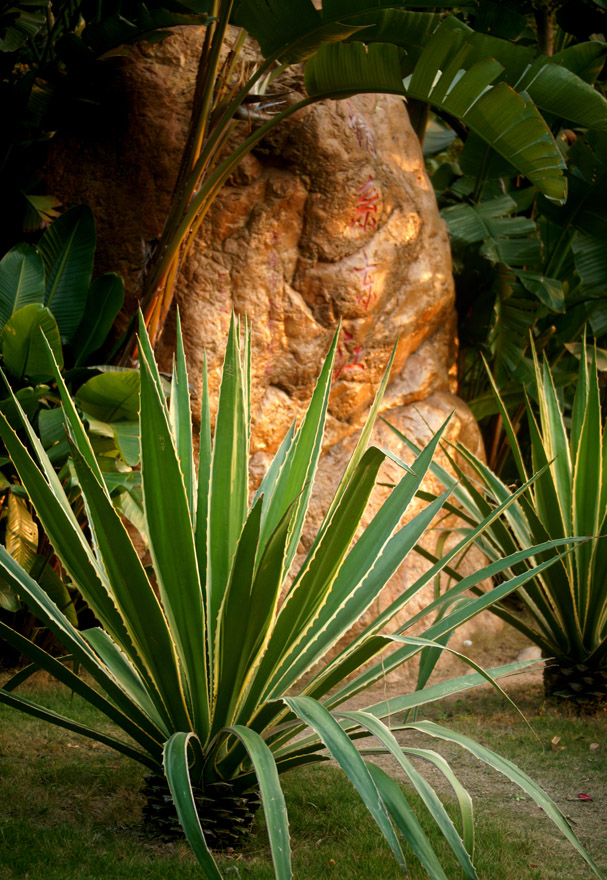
[390,339,607,712]
[0,316,601,879]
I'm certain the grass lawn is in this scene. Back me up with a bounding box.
[0,671,605,879]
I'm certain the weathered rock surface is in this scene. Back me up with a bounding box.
[45,28,501,681]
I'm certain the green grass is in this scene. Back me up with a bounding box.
[0,673,605,879]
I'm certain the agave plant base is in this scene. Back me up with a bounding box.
[543,661,607,713]
[142,773,261,849]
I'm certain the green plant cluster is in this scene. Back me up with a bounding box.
[0,205,144,621]
[422,1,607,440]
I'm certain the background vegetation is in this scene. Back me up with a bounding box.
[0,1,606,879]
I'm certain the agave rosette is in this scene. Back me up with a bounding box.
[0,316,601,879]
[390,338,607,711]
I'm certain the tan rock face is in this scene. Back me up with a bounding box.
[45,28,501,682]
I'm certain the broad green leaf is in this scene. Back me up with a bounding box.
[481,238,542,269]
[442,195,533,244]
[0,244,45,333]
[1,304,63,382]
[463,87,565,203]
[517,272,564,313]
[235,0,364,63]
[85,416,140,467]
[72,273,124,366]
[38,205,95,342]
[81,4,210,56]
[540,132,607,239]
[490,282,536,380]
[23,194,61,228]
[459,133,518,181]
[0,384,48,429]
[0,575,20,611]
[110,421,140,466]
[304,29,566,202]
[305,40,405,94]
[518,57,607,130]
[76,370,140,421]
[38,407,68,447]
[572,232,607,294]
[440,21,533,87]
[114,488,148,545]
[472,0,526,41]
[332,9,442,68]
[551,41,607,84]
[0,0,47,51]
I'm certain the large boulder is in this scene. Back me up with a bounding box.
[45,28,502,682]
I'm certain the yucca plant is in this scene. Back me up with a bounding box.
[391,338,607,713]
[0,315,602,879]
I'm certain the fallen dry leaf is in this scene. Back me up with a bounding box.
[551,736,566,750]
[589,743,599,751]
